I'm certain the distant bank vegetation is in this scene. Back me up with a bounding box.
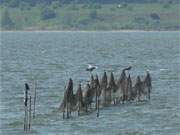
[0,0,179,30]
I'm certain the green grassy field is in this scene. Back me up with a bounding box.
[0,3,179,30]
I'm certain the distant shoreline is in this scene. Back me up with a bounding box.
[1,3,179,33]
[1,29,179,32]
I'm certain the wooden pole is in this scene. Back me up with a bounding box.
[63,101,65,119]
[63,91,66,119]
[24,90,26,131]
[24,108,26,131]
[66,96,69,119]
[97,95,99,117]
[29,96,32,131]
[24,104,27,132]
[95,87,97,110]
[33,79,37,119]
[78,101,80,116]
[67,103,69,119]
[24,83,29,132]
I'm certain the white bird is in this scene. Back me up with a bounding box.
[86,64,98,72]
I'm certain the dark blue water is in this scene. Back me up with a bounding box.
[0,31,179,135]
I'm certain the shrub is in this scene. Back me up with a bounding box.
[8,0,19,8]
[19,2,31,10]
[62,13,74,27]
[78,18,90,26]
[127,6,133,11]
[110,7,116,11]
[150,13,160,20]
[163,3,170,8]
[70,4,79,10]
[121,3,128,8]
[89,10,97,20]
[88,4,102,9]
[82,4,88,9]
[93,4,102,9]
[52,1,61,9]
[134,17,149,25]
[41,8,56,20]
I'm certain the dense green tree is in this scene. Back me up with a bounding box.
[150,13,160,20]
[89,10,97,19]
[8,0,20,8]
[1,9,15,29]
[41,8,56,20]
[26,0,36,7]
[19,1,31,10]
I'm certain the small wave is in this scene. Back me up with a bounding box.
[159,68,169,71]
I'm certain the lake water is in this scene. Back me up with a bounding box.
[0,31,179,135]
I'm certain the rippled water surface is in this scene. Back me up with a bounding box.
[0,31,180,135]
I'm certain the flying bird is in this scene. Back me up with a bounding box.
[86,64,98,72]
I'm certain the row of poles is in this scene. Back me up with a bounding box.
[62,81,100,119]
[24,80,37,132]
[61,75,105,119]
[60,68,152,119]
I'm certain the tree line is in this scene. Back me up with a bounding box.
[0,0,178,8]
